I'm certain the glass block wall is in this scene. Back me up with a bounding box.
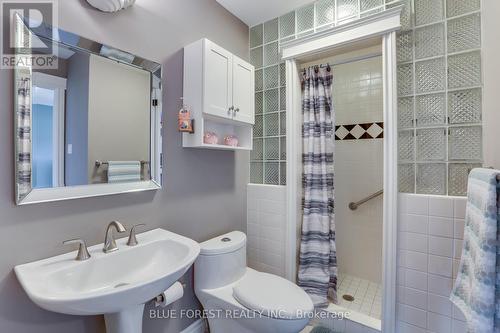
[249,0,483,196]
[249,0,391,185]
[396,0,482,196]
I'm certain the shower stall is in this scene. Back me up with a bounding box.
[298,45,384,327]
[279,7,401,333]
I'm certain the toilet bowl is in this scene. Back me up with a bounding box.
[194,231,314,333]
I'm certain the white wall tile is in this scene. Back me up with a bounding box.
[399,194,409,213]
[453,198,467,219]
[398,303,427,328]
[404,269,428,291]
[429,197,454,218]
[248,198,259,210]
[452,319,467,333]
[398,194,468,333]
[428,255,453,277]
[397,267,406,286]
[428,294,452,317]
[407,195,429,215]
[428,236,453,258]
[400,232,429,253]
[428,274,453,297]
[400,287,428,310]
[405,214,429,234]
[260,211,284,227]
[260,199,286,215]
[247,184,287,277]
[401,250,428,272]
[454,219,465,239]
[248,209,258,224]
[259,250,283,268]
[260,238,283,256]
[397,321,427,333]
[247,222,259,237]
[261,225,284,242]
[428,312,452,333]
[428,217,454,238]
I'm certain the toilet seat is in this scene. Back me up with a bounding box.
[233,271,314,319]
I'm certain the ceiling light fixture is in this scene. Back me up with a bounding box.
[86,0,136,13]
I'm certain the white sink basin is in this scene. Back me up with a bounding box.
[15,228,200,333]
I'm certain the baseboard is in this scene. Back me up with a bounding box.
[180,319,206,333]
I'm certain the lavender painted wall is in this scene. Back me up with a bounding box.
[0,1,249,332]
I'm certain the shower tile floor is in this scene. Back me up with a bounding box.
[336,273,382,319]
[300,274,383,333]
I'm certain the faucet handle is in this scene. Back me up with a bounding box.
[127,223,146,246]
[63,239,91,261]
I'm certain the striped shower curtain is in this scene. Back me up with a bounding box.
[297,65,337,307]
[16,75,32,200]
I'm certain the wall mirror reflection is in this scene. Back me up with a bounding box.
[14,16,163,205]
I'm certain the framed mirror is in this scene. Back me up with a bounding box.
[14,15,162,205]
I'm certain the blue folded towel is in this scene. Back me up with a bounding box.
[450,168,500,333]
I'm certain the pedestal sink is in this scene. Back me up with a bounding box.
[14,228,200,333]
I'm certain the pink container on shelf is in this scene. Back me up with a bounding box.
[223,135,239,147]
[203,132,219,145]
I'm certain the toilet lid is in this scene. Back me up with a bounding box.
[233,271,314,319]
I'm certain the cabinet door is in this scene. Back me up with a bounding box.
[232,56,255,124]
[203,40,233,119]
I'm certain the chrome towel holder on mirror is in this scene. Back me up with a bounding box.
[95,160,150,168]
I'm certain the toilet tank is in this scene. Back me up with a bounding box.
[194,231,247,291]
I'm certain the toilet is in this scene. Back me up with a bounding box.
[194,231,314,333]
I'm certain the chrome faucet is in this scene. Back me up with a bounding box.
[127,223,146,246]
[63,238,91,261]
[103,221,126,253]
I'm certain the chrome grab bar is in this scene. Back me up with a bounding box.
[349,190,383,210]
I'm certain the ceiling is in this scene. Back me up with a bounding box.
[216,0,315,27]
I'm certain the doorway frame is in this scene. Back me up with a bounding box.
[32,71,67,188]
[281,6,402,333]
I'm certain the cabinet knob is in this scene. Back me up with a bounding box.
[228,106,234,113]
[234,108,240,113]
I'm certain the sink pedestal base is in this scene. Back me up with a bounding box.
[104,304,145,333]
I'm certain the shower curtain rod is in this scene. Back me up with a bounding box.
[302,52,382,70]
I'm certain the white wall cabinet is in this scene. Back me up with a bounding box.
[183,39,254,150]
[231,55,255,124]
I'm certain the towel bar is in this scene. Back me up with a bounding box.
[95,160,149,168]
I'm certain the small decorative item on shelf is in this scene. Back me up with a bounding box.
[203,132,219,145]
[178,99,194,133]
[223,135,239,147]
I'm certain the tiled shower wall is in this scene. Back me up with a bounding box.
[331,55,384,284]
[249,0,483,196]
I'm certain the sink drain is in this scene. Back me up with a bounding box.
[342,294,355,302]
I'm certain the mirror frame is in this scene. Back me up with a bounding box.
[14,16,163,205]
